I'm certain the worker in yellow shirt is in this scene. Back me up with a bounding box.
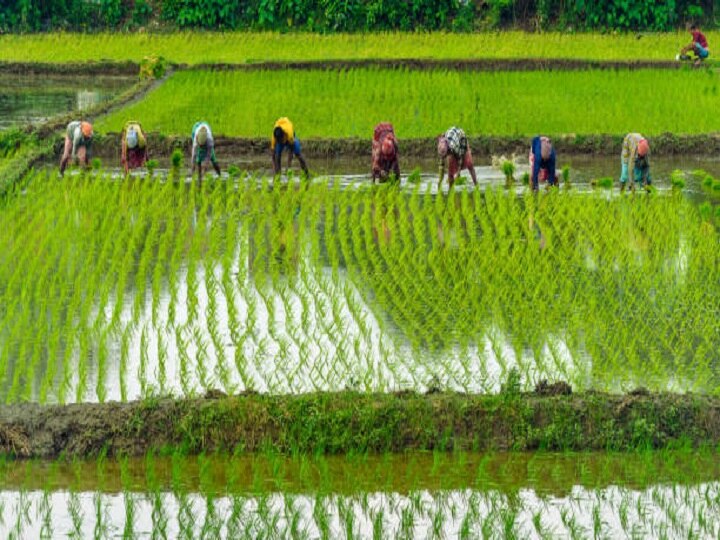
[271,117,309,177]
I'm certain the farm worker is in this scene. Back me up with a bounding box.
[437,126,478,188]
[679,23,709,66]
[529,135,557,190]
[59,120,93,177]
[271,117,309,177]
[372,122,400,183]
[121,120,148,174]
[620,133,651,192]
[191,121,221,182]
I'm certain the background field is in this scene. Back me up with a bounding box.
[95,68,720,138]
[1,31,719,64]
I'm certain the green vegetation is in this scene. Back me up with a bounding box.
[1,31,718,64]
[1,0,715,32]
[0,170,716,404]
[0,450,719,537]
[96,68,720,138]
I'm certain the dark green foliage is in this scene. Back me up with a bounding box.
[0,0,714,31]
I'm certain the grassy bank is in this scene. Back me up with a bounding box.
[95,68,720,138]
[1,390,720,458]
[0,31,718,64]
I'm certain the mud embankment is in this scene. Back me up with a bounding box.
[80,132,720,162]
[0,58,697,76]
[0,389,718,459]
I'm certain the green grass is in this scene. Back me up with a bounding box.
[0,31,718,64]
[96,68,720,138]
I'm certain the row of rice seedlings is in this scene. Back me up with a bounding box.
[96,67,720,137]
[0,170,716,402]
[0,478,718,537]
[4,31,720,64]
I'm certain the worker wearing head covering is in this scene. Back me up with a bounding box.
[271,117,309,177]
[191,121,221,182]
[60,120,93,176]
[438,126,477,189]
[529,136,557,191]
[620,133,651,192]
[371,122,400,183]
[121,120,149,174]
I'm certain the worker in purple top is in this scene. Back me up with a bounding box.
[679,23,710,66]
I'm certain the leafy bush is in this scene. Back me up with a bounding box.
[0,0,714,31]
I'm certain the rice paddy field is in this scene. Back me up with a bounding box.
[0,31,719,64]
[95,68,720,137]
[2,450,720,538]
[2,28,720,539]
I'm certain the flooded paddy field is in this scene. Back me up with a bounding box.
[0,74,134,130]
[0,451,718,538]
[0,168,717,403]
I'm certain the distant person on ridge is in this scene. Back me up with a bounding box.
[271,117,309,177]
[191,121,221,182]
[437,126,478,189]
[529,135,557,191]
[678,23,710,66]
[59,120,93,177]
[620,133,651,192]
[121,120,149,174]
[372,122,400,183]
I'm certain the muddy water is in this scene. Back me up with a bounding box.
[0,452,718,537]
[0,75,133,130]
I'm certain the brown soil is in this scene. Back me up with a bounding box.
[0,58,692,78]
[0,61,139,76]
[0,390,718,459]
[83,132,720,161]
[187,58,689,72]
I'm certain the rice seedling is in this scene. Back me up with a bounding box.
[2,31,719,64]
[0,169,715,402]
[96,67,720,138]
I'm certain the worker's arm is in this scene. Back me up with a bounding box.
[438,157,445,186]
[392,158,400,181]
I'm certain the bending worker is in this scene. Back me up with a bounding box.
[620,133,651,192]
[679,23,710,66]
[121,120,149,174]
[437,126,478,189]
[372,122,400,183]
[271,117,309,177]
[60,120,93,177]
[529,135,557,190]
[191,121,221,182]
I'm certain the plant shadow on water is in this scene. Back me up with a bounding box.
[0,450,719,537]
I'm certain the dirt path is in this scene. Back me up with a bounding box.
[0,389,718,458]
